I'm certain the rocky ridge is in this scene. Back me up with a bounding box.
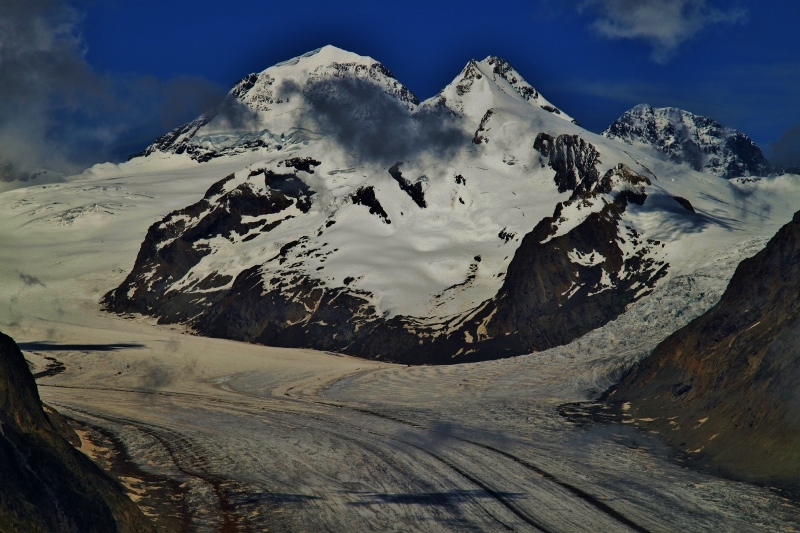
[608,209,800,491]
[603,104,770,179]
[0,331,153,532]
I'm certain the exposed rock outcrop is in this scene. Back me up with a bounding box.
[388,162,426,208]
[103,166,314,320]
[534,133,601,193]
[351,186,391,224]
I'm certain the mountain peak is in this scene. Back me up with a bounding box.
[422,55,575,123]
[138,45,418,160]
[269,45,378,71]
[603,104,770,179]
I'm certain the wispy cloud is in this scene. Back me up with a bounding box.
[578,0,747,63]
[279,77,469,164]
[0,0,225,181]
[769,124,800,169]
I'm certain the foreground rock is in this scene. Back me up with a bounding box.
[0,331,153,532]
[609,210,800,491]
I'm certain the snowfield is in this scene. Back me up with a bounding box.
[2,46,800,531]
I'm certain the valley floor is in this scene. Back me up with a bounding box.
[7,246,800,532]
[2,163,799,531]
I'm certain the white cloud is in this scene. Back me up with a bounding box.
[579,0,747,62]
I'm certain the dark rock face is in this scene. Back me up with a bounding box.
[351,186,391,224]
[0,331,153,532]
[436,162,664,361]
[103,169,313,319]
[672,196,695,212]
[472,109,493,144]
[455,60,483,96]
[603,104,771,179]
[534,133,601,193]
[609,210,800,489]
[193,270,384,354]
[388,162,426,208]
[539,105,561,115]
[280,157,321,174]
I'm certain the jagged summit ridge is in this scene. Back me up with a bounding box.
[603,104,770,179]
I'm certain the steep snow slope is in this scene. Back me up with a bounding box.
[421,56,576,123]
[93,47,799,364]
[603,104,770,179]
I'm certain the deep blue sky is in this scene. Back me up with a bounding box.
[2,0,799,173]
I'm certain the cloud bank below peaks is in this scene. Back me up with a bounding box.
[281,76,469,164]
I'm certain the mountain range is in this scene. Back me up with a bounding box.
[99,45,783,364]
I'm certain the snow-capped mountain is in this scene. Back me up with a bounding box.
[422,56,576,123]
[132,46,420,163]
[100,46,790,364]
[603,104,770,179]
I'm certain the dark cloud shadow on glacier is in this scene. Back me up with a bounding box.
[638,191,740,243]
[226,490,321,506]
[18,272,46,287]
[17,341,145,352]
[132,355,198,392]
[279,77,470,164]
[347,489,524,507]
[395,420,509,452]
[695,190,773,223]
